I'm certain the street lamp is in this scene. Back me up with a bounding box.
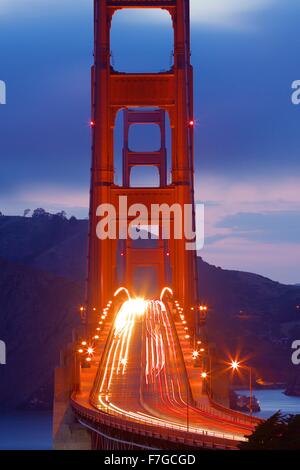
[87,347,94,356]
[230,360,253,416]
[231,360,239,371]
[192,350,199,360]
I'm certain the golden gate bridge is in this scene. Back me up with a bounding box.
[53,0,260,450]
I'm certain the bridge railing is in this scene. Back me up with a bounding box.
[163,295,262,428]
[204,396,263,426]
[71,395,243,449]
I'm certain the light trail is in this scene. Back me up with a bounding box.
[114,287,131,300]
[97,395,246,442]
[92,298,250,443]
[99,299,147,395]
[160,287,173,302]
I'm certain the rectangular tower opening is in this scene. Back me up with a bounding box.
[110,9,174,73]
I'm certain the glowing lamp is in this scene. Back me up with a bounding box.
[231,361,239,371]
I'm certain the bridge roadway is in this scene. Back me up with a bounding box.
[72,299,259,450]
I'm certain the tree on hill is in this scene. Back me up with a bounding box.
[23,209,31,217]
[239,411,300,450]
[32,208,51,218]
[54,210,67,219]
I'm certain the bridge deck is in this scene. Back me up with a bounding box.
[71,300,259,450]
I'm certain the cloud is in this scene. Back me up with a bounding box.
[109,0,276,30]
[197,175,300,242]
[1,0,275,30]
[202,237,300,285]
[2,175,300,283]
[216,210,300,244]
[190,0,276,29]
[0,186,89,219]
[196,175,300,245]
[0,0,89,18]
[196,175,300,213]
[195,175,300,283]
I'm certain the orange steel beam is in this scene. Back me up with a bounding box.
[122,109,167,187]
[87,0,198,330]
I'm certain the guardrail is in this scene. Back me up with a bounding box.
[71,395,240,450]
[206,397,263,427]
[165,296,262,430]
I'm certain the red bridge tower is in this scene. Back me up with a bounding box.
[87,0,199,330]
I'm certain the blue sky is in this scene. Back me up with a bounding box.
[0,0,299,283]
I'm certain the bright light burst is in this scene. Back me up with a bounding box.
[192,350,199,359]
[231,360,240,370]
[114,299,147,337]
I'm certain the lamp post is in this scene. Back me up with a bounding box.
[186,382,190,433]
[201,371,208,395]
[231,361,253,416]
[209,355,212,398]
